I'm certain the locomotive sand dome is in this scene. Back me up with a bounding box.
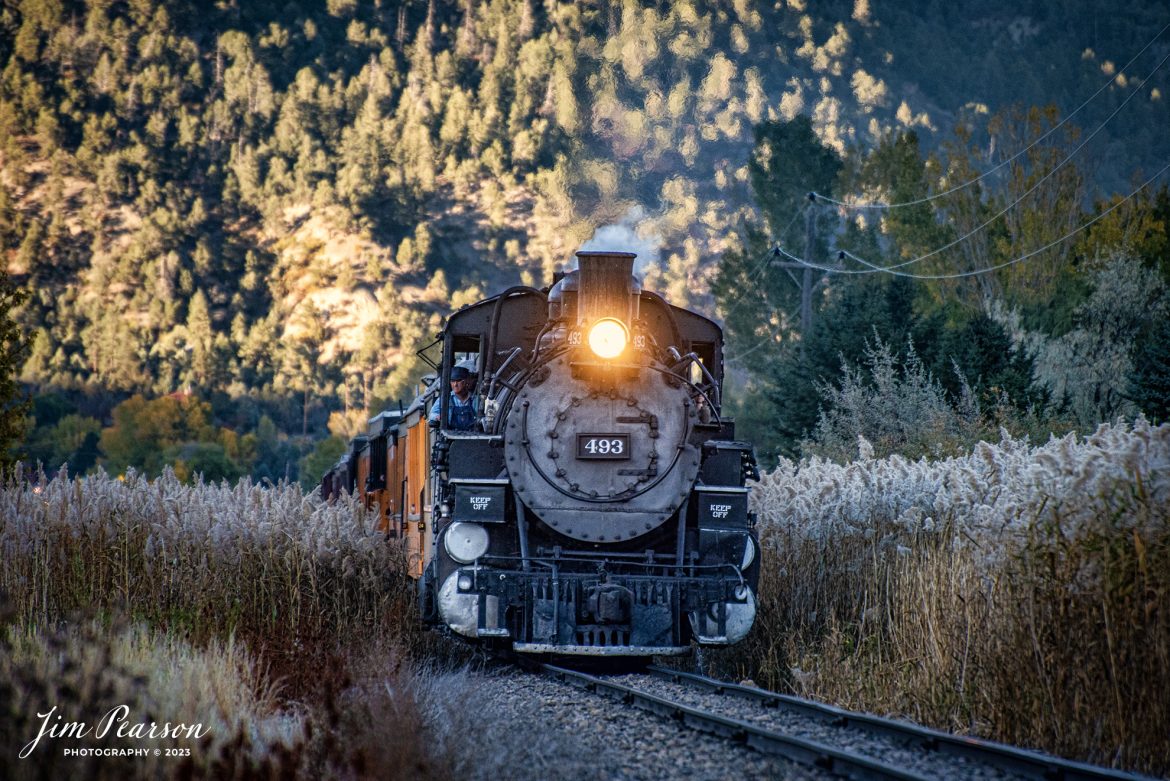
[324,248,761,656]
[505,252,702,542]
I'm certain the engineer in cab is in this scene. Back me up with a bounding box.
[428,365,480,430]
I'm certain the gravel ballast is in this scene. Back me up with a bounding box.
[611,671,1030,781]
[455,661,1056,780]
[469,667,823,780]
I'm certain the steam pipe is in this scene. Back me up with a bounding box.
[484,286,547,385]
[669,351,722,410]
[639,290,684,350]
[488,346,522,400]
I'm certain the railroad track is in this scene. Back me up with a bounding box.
[539,662,1149,781]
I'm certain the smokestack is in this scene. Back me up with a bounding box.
[575,251,640,325]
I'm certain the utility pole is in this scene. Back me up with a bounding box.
[800,194,816,337]
[773,193,844,355]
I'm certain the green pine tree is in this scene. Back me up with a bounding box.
[0,264,31,470]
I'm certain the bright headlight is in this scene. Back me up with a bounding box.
[587,318,629,359]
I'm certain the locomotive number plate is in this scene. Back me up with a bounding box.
[576,434,630,460]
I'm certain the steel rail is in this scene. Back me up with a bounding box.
[541,663,931,781]
[646,666,1150,781]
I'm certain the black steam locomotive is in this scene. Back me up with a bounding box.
[324,251,760,656]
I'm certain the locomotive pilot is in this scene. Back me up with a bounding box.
[428,365,479,430]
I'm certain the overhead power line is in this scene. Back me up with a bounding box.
[775,159,1170,281]
[724,331,781,364]
[799,45,1170,277]
[811,22,1170,211]
[725,200,843,362]
[746,207,805,287]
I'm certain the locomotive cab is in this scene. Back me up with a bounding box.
[409,251,759,656]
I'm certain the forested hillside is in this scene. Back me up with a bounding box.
[2,0,1168,478]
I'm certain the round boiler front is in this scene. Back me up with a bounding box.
[503,359,701,542]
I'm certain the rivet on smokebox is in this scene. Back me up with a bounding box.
[549,432,559,439]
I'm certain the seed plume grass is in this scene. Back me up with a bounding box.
[0,469,478,778]
[712,418,1170,776]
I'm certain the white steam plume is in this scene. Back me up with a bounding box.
[573,208,662,279]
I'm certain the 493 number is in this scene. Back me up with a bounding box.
[576,434,631,460]
[584,437,624,455]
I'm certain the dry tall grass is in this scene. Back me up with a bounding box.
[1,614,299,780]
[724,419,1170,776]
[0,468,413,655]
[0,468,479,778]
